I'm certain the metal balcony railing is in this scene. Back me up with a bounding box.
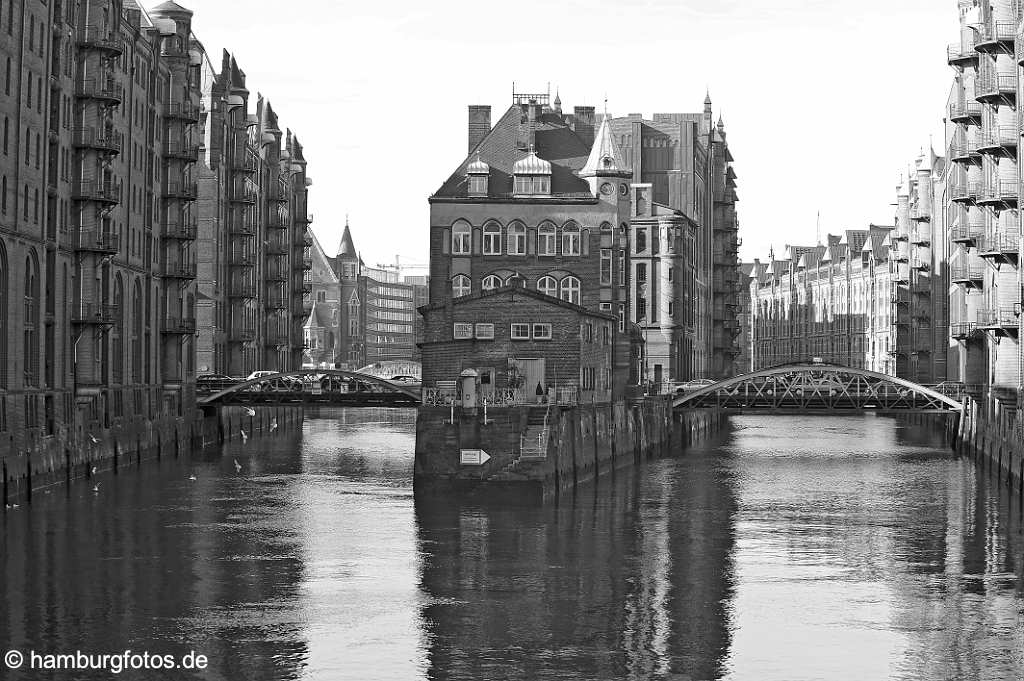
[950,222,985,244]
[265,332,289,347]
[949,133,981,163]
[264,268,288,282]
[161,218,197,240]
[164,182,198,200]
[73,127,121,155]
[71,303,119,325]
[266,241,288,255]
[909,208,930,222]
[232,154,258,173]
[979,232,1019,257]
[911,258,930,271]
[979,125,1018,154]
[948,40,978,65]
[230,183,258,204]
[980,178,1018,205]
[78,26,124,55]
[229,218,256,236]
[162,317,196,335]
[228,282,257,298]
[75,230,120,254]
[951,264,985,284]
[229,328,256,343]
[73,180,120,204]
[163,141,200,162]
[978,308,1020,329]
[229,252,256,267]
[950,322,980,340]
[976,64,1016,102]
[910,228,930,246]
[264,293,288,309]
[162,262,197,279]
[267,185,289,203]
[75,76,123,103]
[976,20,1017,51]
[949,99,982,122]
[950,179,981,203]
[164,101,201,122]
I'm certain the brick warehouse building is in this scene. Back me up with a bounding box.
[0,1,313,488]
[423,90,743,397]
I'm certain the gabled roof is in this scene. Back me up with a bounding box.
[432,104,593,199]
[419,284,616,320]
[151,1,193,14]
[308,231,338,285]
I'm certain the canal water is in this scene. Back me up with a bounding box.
[2,410,1023,681]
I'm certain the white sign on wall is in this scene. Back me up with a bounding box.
[460,449,491,466]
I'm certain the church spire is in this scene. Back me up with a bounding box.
[337,216,357,258]
[581,116,629,177]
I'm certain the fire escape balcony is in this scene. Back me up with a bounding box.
[230,183,258,204]
[977,125,1018,156]
[978,232,1019,265]
[228,327,256,343]
[978,178,1018,208]
[266,241,288,256]
[911,258,930,271]
[910,228,930,247]
[976,69,1016,105]
[73,127,121,156]
[950,179,981,204]
[163,181,198,200]
[951,264,985,287]
[949,138,982,165]
[163,141,200,163]
[75,76,123,104]
[162,261,197,280]
[161,218,197,241]
[950,221,985,246]
[264,267,288,282]
[161,317,196,335]
[75,230,120,254]
[909,208,931,222]
[228,281,257,299]
[266,212,286,230]
[71,303,120,326]
[949,99,983,124]
[73,180,120,205]
[78,27,124,55]
[267,185,290,204]
[229,218,256,237]
[975,20,1017,53]
[164,102,201,123]
[265,331,289,347]
[951,321,981,340]
[948,39,978,66]
[231,153,258,174]
[978,308,1020,335]
[264,292,288,310]
[228,252,256,269]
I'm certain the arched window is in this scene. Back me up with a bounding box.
[482,274,503,291]
[600,221,613,234]
[451,221,471,254]
[131,279,143,382]
[482,221,501,255]
[537,222,557,256]
[0,240,6,388]
[560,276,581,305]
[112,275,124,384]
[537,275,558,298]
[23,252,39,386]
[561,221,580,256]
[507,221,526,255]
[452,274,471,298]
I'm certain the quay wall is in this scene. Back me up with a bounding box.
[414,397,724,499]
[2,406,301,506]
[955,396,1024,489]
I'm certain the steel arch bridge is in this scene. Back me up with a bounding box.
[673,364,964,414]
[197,369,421,407]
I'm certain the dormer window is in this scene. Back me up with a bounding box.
[466,154,489,197]
[512,150,552,197]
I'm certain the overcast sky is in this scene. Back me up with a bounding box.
[172,0,955,267]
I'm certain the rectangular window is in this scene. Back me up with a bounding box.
[474,323,494,340]
[483,228,501,255]
[636,263,647,283]
[600,249,612,286]
[636,297,647,321]
[618,304,625,332]
[581,367,595,391]
[668,301,674,316]
[452,229,471,254]
[532,323,552,340]
[599,302,612,312]
[618,250,625,286]
[453,323,473,339]
[511,323,531,340]
[507,228,526,255]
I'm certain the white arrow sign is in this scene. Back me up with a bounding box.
[460,449,491,466]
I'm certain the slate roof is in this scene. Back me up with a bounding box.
[432,105,593,199]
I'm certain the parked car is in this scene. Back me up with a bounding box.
[388,375,421,386]
[245,370,302,391]
[197,373,235,391]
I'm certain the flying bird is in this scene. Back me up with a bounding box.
[240,429,248,444]
[244,407,256,417]
[269,419,278,432]
[188,474,197,481]
[93,483,100,493]
[88,433,99,444]
[233,458,242,473]
[91,466,97,475]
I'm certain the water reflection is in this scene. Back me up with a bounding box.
[1,410,1023,680]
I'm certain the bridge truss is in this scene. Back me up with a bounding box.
[198,369,421,407]
[673,364,963,413]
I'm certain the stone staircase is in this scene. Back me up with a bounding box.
[494,407,550,480]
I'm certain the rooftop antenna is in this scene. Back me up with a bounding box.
[816,210,821,246]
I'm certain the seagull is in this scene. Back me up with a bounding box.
[240,429,248,444]
[243,407,256,417]
[269,419,278,432]
[188,474,197,481]
[89,433,99,444]
[93,483,100,493]
[91,466,97,475]
[233,458,242,473]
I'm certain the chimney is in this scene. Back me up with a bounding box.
[573,106,595,147]
[468,105,491,153]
